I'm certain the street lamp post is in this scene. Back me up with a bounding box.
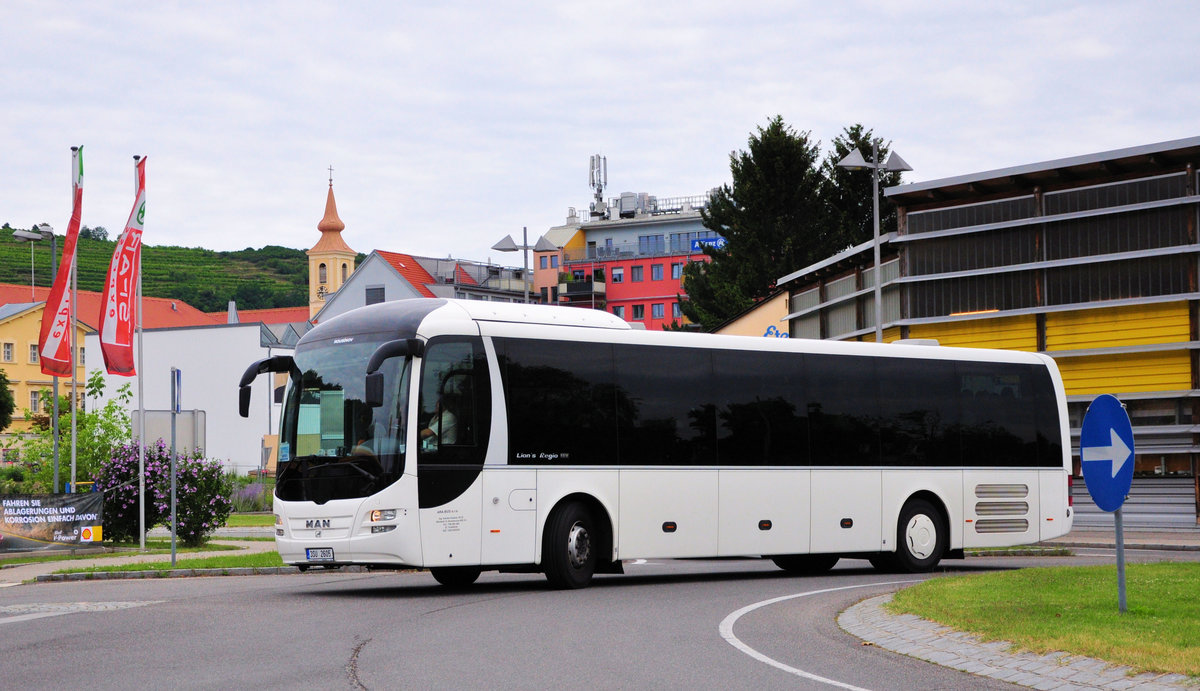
[837,142,912,342]
[12,224,60,492]
[492,228,557,304]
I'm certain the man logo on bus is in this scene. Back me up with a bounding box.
[306,519,331,529]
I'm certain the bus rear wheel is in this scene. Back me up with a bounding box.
[891,499,945,573]
[430,566,482,588]
[543,501,597,589]
[771,554,839,575]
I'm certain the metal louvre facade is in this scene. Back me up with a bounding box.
[778,138,1200,526]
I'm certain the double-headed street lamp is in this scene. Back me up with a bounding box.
[12,224,61,493]
[492,227,557,304]
[837,142,912,342]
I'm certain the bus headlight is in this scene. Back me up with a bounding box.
[370,509,397,522]
[371,525,395,534]
[275,514,282,525]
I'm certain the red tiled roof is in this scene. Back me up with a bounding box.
[211,306,311,325]
[0,283,219,328]
[376,251,438,298]
[454,264,479,286]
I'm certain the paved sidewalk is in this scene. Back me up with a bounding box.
[840,593,1192,690]
[1045,524,1200,552]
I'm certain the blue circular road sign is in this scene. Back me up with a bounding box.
[1080,394,1135,512]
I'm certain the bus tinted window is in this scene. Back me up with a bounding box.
[713,349,809,466]
[878,357,960,466]
[958,361,1040,467]
[498,338,618,465]
[806,353,881,466]
[614,345,716,466]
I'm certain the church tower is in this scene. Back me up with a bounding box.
[307,168,357,319]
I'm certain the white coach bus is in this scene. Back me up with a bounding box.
[239,298,1073,589]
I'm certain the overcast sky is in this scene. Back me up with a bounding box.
[3,1,1198,266]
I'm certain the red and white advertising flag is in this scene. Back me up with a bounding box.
[100,156,147,375]
[38,147,84,377]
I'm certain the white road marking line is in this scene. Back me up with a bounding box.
[719,580,919,690]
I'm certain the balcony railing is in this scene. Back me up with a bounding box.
[558,280,607,297]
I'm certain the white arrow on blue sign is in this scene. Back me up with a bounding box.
[1080,394,1135,512]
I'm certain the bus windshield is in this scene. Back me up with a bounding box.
[277,338,411,503]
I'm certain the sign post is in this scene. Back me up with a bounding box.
[1080,393,1135,613]
[169,367,181,567]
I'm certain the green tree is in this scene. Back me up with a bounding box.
[0,369,14,432]
[681,116,827,331]
[19,370,132,492]
[680,118,905,332]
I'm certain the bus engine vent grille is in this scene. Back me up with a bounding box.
[974,519,1029,533]
[974,501,1029,516]
[975,483,1029,498]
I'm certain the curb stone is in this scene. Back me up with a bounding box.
[838,593,1195,690]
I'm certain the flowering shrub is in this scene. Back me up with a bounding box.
[230,481,272,513]
[92,440,233,546]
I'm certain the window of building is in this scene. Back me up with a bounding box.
[318,263,328,284]
[342,263,348,282]
[2,343,12,362]
[631,265,644,282]
[638,235,665,255]
[79,347,84,366]
[29,344,38,363]
[651,303,664,319]
[30,390,40,414]
[365,286,385,305]
[611,267,624,283]
[632,304,645,320]
[651,264,663,281]
[540,256,548,270]
[613,305,625,318]
[551,255,559,269]
[671,262,684,279]
[672,303,682,319]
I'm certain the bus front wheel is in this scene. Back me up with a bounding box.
[890,499,945,573]
[543,502,597,589]
[430,566,482,588]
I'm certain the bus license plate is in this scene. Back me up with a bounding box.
[306,548,334,562]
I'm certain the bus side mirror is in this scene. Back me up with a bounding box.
[238,355,298,418]
[364,338,424,407]
[239,385,253,418]
[365,372,385,407]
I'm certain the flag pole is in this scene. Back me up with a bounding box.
[69,146,79,493]
[134,155,146,551]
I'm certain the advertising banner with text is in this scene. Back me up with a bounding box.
[0,494,104,553]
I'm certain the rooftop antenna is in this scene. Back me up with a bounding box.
[588,154,608,219]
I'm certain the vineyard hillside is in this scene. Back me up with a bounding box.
[0,228,310,312]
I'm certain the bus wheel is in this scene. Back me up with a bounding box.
[892,499,945,573]
[430,566,482,588]
[543,502,597,589]
[771,554,839,574]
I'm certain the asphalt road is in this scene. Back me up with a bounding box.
[0,550,1194,690]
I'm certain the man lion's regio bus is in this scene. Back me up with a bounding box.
[239,298,1073,589]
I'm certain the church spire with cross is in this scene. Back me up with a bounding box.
[307,165,357,319]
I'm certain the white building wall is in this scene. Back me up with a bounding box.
[84,323,284,475]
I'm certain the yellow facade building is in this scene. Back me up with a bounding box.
[778,137,1200,526]
[0,302,90,440]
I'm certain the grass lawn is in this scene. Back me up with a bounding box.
[888,562,1200,677]
[56,550,285,574]
[0,540,238,566]
[225,513,275,527]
